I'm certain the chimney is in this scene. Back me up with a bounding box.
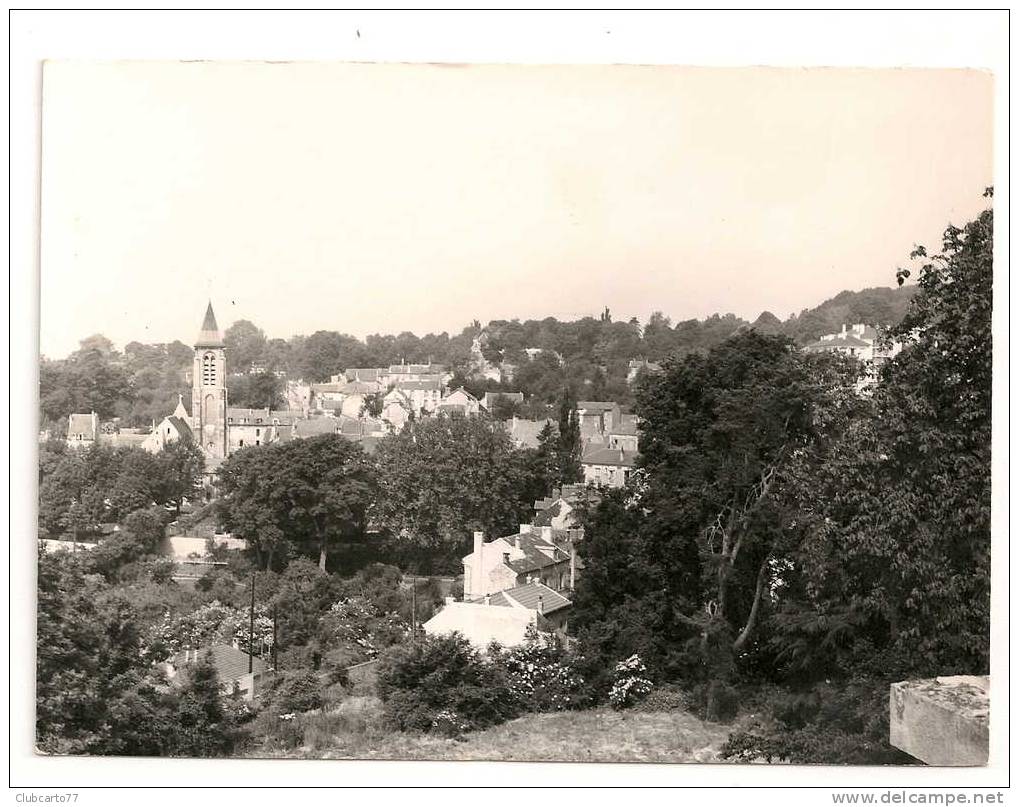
[515,535,521,550]
[520,524,532,534]
[570,543,577,591]
[841,323,847,335]
[469,531,484,600]
[484,594,491,606]
[445,595,455,605]
[541,526,553,541]
[537,595,544,615]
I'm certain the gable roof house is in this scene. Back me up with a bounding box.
[438,387,481,417]
[423,581,573,649]
[502,416,556,450]
[581,446,638,489]
[575,401,622,437]
[66,412,99,447]
[462,526,583,602]
[162,644,268,701]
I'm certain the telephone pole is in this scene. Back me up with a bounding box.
[248,569,255,674]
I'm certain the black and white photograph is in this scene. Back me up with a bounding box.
[9,9,1009,797]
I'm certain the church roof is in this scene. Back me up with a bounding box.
[195,302,224,348]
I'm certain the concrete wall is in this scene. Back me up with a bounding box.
[889,676,989,766]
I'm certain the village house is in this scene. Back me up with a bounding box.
[803,323,903,389]
[437,387,481,417]
[389,379,443,414]
[503,416,556,450]
[381,363,451,387]
[532,484,598,530]
[163,645,268,702]
[607,414,640,452]
[142,396,194,454]
[575,401,622,439]
[226,408,301,452]
[462,526,582,601]
[423,582,572,650]
[627,359,663,384]
[581,445,638,488]
[65,411,99,448]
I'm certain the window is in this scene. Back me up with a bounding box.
[255,428,260,437]
[202,352,217,386]
[239,439,244,447]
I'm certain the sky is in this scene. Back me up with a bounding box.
[40,61,993,358]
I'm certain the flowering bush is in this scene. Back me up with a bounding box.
[430,709,471,738]
[147,600,274,658]
[500,628,588,712]
[319,597,409,664]
[608,654,653,709]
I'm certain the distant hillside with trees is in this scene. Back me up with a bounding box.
[39,285,916,428]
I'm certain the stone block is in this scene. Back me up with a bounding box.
[889,675,989,766]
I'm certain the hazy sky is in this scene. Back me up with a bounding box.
[40,62,992,358]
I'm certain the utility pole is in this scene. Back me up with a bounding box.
[411,580,417,642]
[272,602,278,671]
[248,569,255,674]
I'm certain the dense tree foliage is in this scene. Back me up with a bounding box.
[574,200,993,762]
[372,414,548,572]
[217,435,376,571]
[38,440,203,539]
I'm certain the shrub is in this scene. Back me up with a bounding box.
[269,670,324,715]
[375,633,519,736]
[704,680,740,723]
[608,654,653,709]
[498,628,588,712]
[634,682,690,713]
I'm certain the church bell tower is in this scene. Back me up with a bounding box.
[191,302,228,459]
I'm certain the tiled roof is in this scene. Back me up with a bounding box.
[172,644,266,682]
[393,379,442,391]
[610,420,639,436]
[504,418,555,449]
[804,335,871,351]
[345,368,381,382]
[227,408,298,425]
[295,418,339,438]
[166,415,193,441]
[488,582,571,615]
[503,532,570,573]
[388,364,446,374]
[581,447,638,467]
[67,413,96,439]
[576,401,618,412]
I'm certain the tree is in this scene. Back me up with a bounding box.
[373,414,546,571]
[223,319,268,375]
[553,389,582,485]
[226,371,285,410]
[217,435,375,571]
[153,438,205,517]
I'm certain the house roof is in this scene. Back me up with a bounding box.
[488,581,572,615]
[388,363,446,374]
[503,417,555,449]
[576,401,618,412]
[393,379,442,391]
[195,302,224,348]
[226,408,298,425]
[67,413,96,439]
[804,335,871,351]
[443,387,478,403]
[166,415,193,441]
[503,532,571,573]
[609,420,639,437]
[437,403,467,415]
[295,418,339,438]
[171,644,266,681]
[581,447,638,467]
[345,368,381,382]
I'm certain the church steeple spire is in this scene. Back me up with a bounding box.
[195,301,224,348]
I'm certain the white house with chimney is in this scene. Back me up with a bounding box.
[462,526,581,601]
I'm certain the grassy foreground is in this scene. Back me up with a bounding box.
[254,697,736,763]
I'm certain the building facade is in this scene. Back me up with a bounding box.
[191,303,229,459]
